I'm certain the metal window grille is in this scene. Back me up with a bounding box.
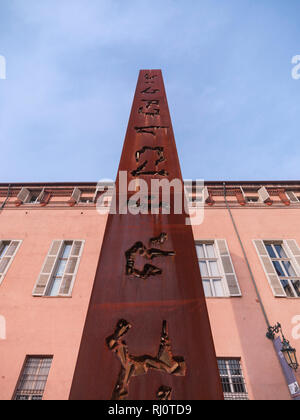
[217,359,248,400]
[265,242,300,298]
[14,357,53,400]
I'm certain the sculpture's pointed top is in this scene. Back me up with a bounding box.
[117,68,182,182]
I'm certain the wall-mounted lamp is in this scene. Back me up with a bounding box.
[267,323,299,371]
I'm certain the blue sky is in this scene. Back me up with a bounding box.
[0,0,299,182]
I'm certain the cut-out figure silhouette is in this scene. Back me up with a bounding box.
[106,320,186,400]
[125,237,175,280]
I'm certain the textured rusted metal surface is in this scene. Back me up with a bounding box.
[69,70,224,400]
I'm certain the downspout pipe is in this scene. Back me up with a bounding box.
[222,182,271,328]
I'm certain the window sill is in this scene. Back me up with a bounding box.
[205,296,242,299]
[32,295,72,299]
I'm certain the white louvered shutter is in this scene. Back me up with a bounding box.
[0,241,21,285]
[0,241,3,279]
[58,241,84,296]
[17,188,30,203]
[93,187,101,203]
[71,188,81,204]
[284,240,300,274]
[258,187,270,203]
[0,241,2,284]
[33,241,63,296]
[253,240,286,297]
[36,188,45,203]
[203,186,210,203]
[285,191,299,203]
[215,240,241,296]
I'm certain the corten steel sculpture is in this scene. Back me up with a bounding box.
[69,70,224,400]
[106,320,186,400]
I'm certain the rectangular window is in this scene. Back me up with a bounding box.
[13,356,53,400]
[33,240,84,297]
[17,188,44,204]
[265,242,300,298]
[195,240,241,297]
[246,196,259,203]
[0,240,22,285]
[79,196,93,204]
[196,242,225,297]
[47,242,73,296]
[217,359,248,400]
[28,190,43,204]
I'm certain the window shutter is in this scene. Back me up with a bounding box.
[0,257,10,275]
[284,240,300,273]
[253,240,286,297]
[285,191,299,203]
[0,240,21,285]
[203,186,209,203]
[36,188,45,203]
[71,188,81,204]
[5,241,20,257]
[17,188,30,203]
[93,187,101,203]
[258,187,271,203]
[215,240,241,296]
[58,240,84,296]
[33,240,63,296]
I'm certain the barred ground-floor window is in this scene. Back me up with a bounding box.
[13,356,53,400]
[217,358,249,400]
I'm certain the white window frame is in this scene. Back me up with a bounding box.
[265,241,300,298]
[217,359,249,400]
[196,241,230,297]
[46,240,84,297]
[70,188,82,204]
[18,188,44,205]
[33,240,85,297]
[0,240,22,285]
[26,189,44,205]
[46,241,73,297]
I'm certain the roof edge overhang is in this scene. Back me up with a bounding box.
[0,180,299,188]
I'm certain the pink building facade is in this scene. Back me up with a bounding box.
[0,181,300,400]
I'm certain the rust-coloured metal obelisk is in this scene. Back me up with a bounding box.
[69,70,223,400]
